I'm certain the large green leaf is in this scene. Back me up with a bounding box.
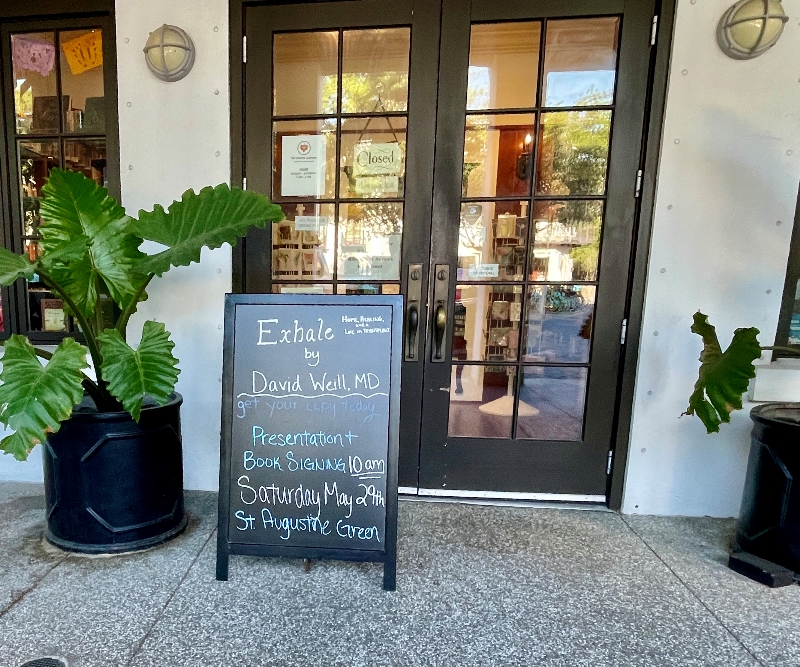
[98,321,180,421]
[38,168,145,318]
[0,336,88,461]
[0,247,35,286]
[684,312,762,433]
[131,184,284,276]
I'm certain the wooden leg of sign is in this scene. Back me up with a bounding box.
[304,558,312,572]
[216,542,229,581]
[383,557,396,591]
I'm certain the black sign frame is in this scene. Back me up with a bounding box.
[216,294,402,590]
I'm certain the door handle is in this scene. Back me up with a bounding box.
[430,264,450,363]
[407,304,419,359]
[434,305,447,360]
[405,263,423,361]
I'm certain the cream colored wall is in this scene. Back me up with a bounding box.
[622,0,800,516]
[115,0,230,491]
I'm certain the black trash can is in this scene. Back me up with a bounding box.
[734,403,800,575]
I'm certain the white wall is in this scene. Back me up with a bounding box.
[116,0,229,490]
[622,0,800,516]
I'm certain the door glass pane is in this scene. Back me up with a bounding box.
[463,114,536,198]
[530,200,604,281]
[273,31,338,116]
[271,283,334,295]
[340,116,407,199]
[338,202,403,280]
[60,29,105,132]
[272,119,337,199]
[19,140,59,252]
[456,202,528,282]
[64,138,106,186]
[342,28,410,113]
[523,284,595,363]
[467,22,541,111]
[536,110,611,196]
[517,366,587,440]
[448,364,515,438]
[336,283,400,295]
[12,32,58,134]
[542,18,620,107]
[453,284,523,362]
[272,203,335,281]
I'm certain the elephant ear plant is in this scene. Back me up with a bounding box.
[684,311,800,433]
[0,169,282,461]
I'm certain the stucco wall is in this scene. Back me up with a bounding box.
[622,0,800,515]
[115,0,230,490]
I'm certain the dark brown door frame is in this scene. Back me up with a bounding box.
[228,0,678,507]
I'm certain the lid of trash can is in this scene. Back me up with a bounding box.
[750,403,800,426]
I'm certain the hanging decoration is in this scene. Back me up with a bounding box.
[13,36,55,77]
[61,31,103,75]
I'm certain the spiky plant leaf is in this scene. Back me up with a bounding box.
[684,312,762,433]
[98,321,180,421]
[0,247,35,286]
[38,168,145,318]
[0,336,88,461]
[131,184,284,276]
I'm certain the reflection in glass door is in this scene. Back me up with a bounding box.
[268,28,411,297]
[419,0,655,498]
[450,17,617,442]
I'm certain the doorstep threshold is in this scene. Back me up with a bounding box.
[400,488,611,512]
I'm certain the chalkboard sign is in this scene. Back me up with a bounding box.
[216,294,402,590]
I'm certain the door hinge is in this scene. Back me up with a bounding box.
[620,318,628,345]
[607,450,614,475]
[243,36,247,63]
[650,15,659,46]
[634,169,643,198]
[242,177,247,190]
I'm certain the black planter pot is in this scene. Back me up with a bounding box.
[732,403,800,579]
[43,393,187,553]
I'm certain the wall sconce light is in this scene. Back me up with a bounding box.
[516,133,534,181]
[717,0,788,60]
[143,24,195,82]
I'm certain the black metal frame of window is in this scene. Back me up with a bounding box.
[775,182,800,354]
[0,1,118,344]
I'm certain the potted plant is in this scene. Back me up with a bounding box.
[0,169,282,553]
[685,312,800,584]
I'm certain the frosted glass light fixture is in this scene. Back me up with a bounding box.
[717,0,788,59]
[143,24,195,82]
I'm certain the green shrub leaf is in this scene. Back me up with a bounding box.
[98,321,180,421]
[132,184,284,276]
[38,168,145,318]
[0,336,89,461]
[0,247,35,286]
[684,312,762,433]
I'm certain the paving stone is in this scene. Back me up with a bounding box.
[625,515,800,667]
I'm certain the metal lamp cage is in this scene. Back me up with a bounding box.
[717,0,789,60]
[143,24,196,82]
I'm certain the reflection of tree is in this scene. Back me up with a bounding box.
[538,91,611,196]
[320,73,408,114]
[534,200,603,281]
[342,203,403,244]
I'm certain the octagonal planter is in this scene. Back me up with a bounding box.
[43,393,187,553]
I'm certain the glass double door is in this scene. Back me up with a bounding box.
[243,0,655,499]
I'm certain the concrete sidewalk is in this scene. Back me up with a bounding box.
[0,482,798,667]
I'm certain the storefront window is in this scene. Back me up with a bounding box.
[10,27,108,335]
